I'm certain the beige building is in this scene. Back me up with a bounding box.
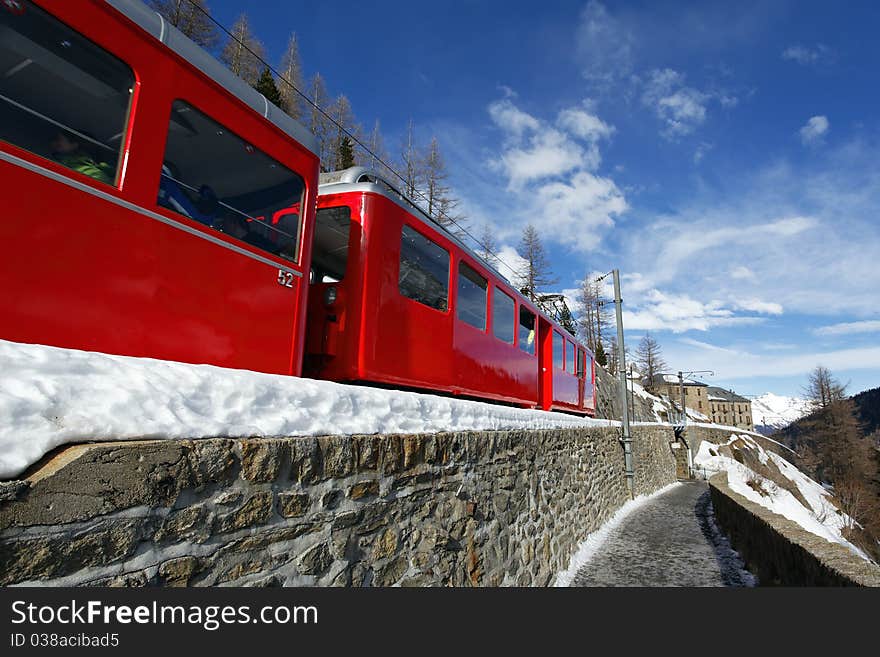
[706,386,753,431]
[644,374,710,419]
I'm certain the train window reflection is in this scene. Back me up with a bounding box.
[457,262,487,330]
[313,206,351,281]
[493,288,515,344]
[553,332,565,371]
[399,224,449,311]
[518,307,536,355]
[0,0,133,186]
[157,100,304,262]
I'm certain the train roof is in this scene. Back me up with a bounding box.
[318,167,511,283]
[104,0,319,158]
[318,167,591,352]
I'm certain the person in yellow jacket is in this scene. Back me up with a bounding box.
[50,132,114,185]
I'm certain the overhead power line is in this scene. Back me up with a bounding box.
[179,0,523,281]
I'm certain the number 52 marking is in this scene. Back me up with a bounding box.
[277,270,294,288]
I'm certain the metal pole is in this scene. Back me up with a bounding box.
[679,370,686,429]
[612,269,634,498]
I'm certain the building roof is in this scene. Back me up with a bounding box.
[643,374,708,388]
[705,386,750,403]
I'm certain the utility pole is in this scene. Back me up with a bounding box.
[611,269,634,498]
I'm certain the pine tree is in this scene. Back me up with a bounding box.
[595,340,608,367]
[328,95,359,171]
[253,68,283,108]
[635,332,667,387]
[220,13,266,85]
[277,33,305,119]
[337,136,356,169]
[516,224,557,301]
[150,0,217,48]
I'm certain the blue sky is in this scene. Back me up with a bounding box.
[210,0,880,398]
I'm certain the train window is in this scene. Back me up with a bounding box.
[157,100,305,262]
[312,206,351,281]
[492,288,515,344]
[399,225,449,311]
[518,307,536,355]
[553,332,565,371]
[456,262,488,330]
[566,341,576,374]
[0,0,133,187]
[577,348,585,377]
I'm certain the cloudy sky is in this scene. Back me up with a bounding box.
[213,0,880,398]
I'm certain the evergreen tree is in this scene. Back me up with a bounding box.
[277,33,305,118]
[516,224,557,301]
[595,340,608,367]
[220,13,265,85]
[328,95,359,171]
[150,0,217,48]
[253,68,283,108]
[337,136,356,169]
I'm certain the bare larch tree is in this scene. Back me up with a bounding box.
[220,13,265,85]
[277,33,305,119]
[635,332,667,386]
[149,0,217,48]
[516,224,557,301]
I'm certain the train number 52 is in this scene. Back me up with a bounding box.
[277,270,294,288]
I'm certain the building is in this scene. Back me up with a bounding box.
[705,386,753,431]
[643,374,710,418]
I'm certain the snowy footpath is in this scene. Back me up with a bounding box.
[0,340,612,479]
[557,481,756,587]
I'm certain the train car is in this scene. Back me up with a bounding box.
[0,0,319,375]
[304,167,597,415]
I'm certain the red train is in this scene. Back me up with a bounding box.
[0,0,596,415]
[0,0,319,376]
[305,169,596,414]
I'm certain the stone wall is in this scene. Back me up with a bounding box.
[595,366,659,422]
[0,426,677,587]
[709,473,880,586]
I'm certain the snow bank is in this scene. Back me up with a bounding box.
[553,482,681,586]
[0,340,612,479]
[694,434,870,561]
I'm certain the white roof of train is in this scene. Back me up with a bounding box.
[104,0,319,157]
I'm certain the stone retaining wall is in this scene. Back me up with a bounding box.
[0,426,677,587]
[709,473,880,586]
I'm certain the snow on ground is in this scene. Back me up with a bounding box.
[553,482,682,586]
[0,340,613,479]
[751,392,811,432]
[694,434,871,561]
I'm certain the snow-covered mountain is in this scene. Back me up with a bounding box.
[751,393,811,434]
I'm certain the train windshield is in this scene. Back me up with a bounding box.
[313,206,351,282]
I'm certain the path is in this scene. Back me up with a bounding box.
[572,481,755,587]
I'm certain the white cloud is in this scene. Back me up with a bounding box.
[782,44,833,66]
[557,108,615,142]
[733,299,783,315]
[575,1,634,85]
[621,288,774,333]
[485,95,626,252]
[729,266,757,282]
[671,338,880,380]
[694,141,713,164]
[641,69,713,138]
[799,115,829,145]
[813,320,880,337]
[487,99,540,137]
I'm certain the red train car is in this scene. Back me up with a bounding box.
[0,0,319,375]
[304,168,597,415]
